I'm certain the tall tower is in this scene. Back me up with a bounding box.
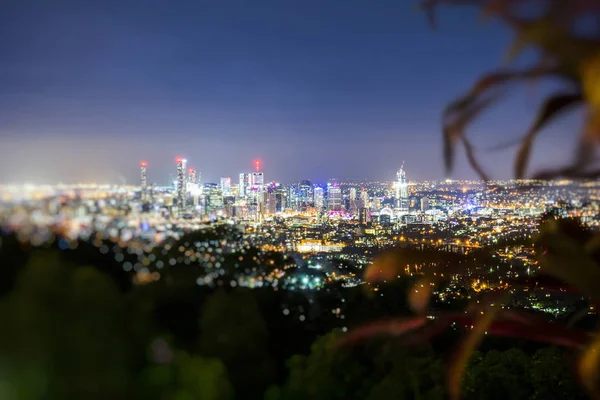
[313,187,324,210]
[239,173,247,197]
[176,157,187,212]
[188,169,197,190]
[251,160,264,205]
[349,187,357,211]
[360,190,370,210]
[298,180,313,211]
[327,184,342,211]
[220,177,232,196]
[395,163,409,212]
[140,161,147,200]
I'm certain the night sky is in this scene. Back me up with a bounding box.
[0,0,581,185]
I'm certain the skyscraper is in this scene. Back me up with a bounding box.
[250,171,264,208]
[140,161,147,201]
[395,163,409,212]
[327,184,342,211]
[266,192,277,214]
[176,158,187,211]
[220,177,232,196]
[421,197,430,212]
[359,207,370,225]
[360,190,370,210]
[297,179,313,211]
[204,183,224,210]
[250,172,264,189]
[313,187,324,210]
[349,187,357,211]
[188,169,197,190]
[239,173,248,197]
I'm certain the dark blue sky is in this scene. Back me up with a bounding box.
[0,0,578,184]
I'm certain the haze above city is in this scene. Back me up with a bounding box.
[0,0,580,185]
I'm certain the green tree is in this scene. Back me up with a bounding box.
[465,349,532,400]
[138,346,234,400]
[0,252,134,399]
[530,347,584,400]
[199,288,274,399]
[269,331,444,400]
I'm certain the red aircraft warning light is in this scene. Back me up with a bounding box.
[255,159,261,172]
[140,161,147,167]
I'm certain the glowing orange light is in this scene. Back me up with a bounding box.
[255,159,261,171]
[188,169,195,173]
[140,161,147,167]
[176,157,182,163]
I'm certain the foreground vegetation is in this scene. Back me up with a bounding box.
[0,231,588,399]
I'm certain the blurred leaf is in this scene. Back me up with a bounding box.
[578,331,600,400]
[364,252,403,283]
[338,317,428,347]
[420,0,480,28]
[443,67,553,176]
[408,278,433,314]
[450,310,588,348]
[537,231,600,301]
[462,136,490,180]
[585,235,600,254]
[515,93,583,178]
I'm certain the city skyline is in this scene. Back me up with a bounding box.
[0,0,575,185]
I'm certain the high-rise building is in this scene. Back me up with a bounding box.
[287,184,298,210]
[250,172,264,188]
[204,183,224,210]
[239,173,248,197]
[395,163,409,212]
[220,177,232,196]
[313,187,324,210]
[188,169,197,190]
[266,192,277,214]
[349,187,357,211]
[297,179,313,211]
[359,208,370,225]
[421,197,430,212]
[176,158,187,211]
[360,190,370,210]
[140,161,147,200]
[250,172,264,210]
[327,185,342,211]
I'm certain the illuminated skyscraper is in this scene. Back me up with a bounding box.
[251,172,264,188]
[285,184,296,210]
[313,187,324,210]
[395,163,409,212]
[140,161,147,201]
[250,160,264,207]
[360,190,370,210]
[359,207,370,225]
[349,187,357,211]
[297,179,313,211]
[239,173,248,197]
[220,177,232,196]
[421,197,430,212]
[204,183,224,210]
[176,157,187,211]
[188,169,197,190]
[327,184,342,211]
[266,192,277,214]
